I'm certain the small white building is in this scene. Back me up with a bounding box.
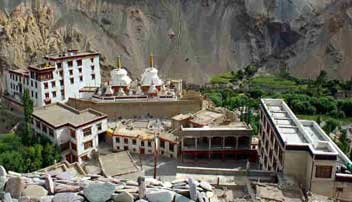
[32,103,108,163]
[108,119,178,158]
[4,50,101,107]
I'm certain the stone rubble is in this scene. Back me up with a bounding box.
[0,166,214,202]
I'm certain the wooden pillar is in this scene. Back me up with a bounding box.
[195,137,198,161]
[208,137,211,160]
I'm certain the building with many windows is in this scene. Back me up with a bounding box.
[4,50,101,107]
[172,108,256,162]
[258,99,352,200]
[32,103,107,163]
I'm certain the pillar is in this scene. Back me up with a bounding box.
[195,137,198,161]
[222,137,225,161]
[236,137,239,149]
[181,137,184,162]
[208,137,211,160]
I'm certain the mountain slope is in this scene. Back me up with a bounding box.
[0,0,352,85]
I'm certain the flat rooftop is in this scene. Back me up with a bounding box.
[112,119,177,143]
[261,99,338,156]
[45,50,99,60]
[189,109,224,126]
[33,103,106,128]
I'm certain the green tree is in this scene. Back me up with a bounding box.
[22,89,33,123]
[336,130,350,155]
[323,118,341,134]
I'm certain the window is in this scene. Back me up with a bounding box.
[51,81,56,88]
[70,130,76,139]
[42,125,47,133]
[141,141,145,147]
[59,70,63,77]
[97,123,102,131]
[91,74,95,80]
[116,137,120,143]
[80,76,83,82]
[70,78,74,84]
[61,90,65,98]
[70,142,77,151]
[67,61,73,67]
[36,120,41,129]
[124,138,128,144]
[69,70,73,76]
[45,93,49,98]
[84,140,93,150]
[160,140,165,148]
[31,91,34,97]
[132,139,137,145]
[77,60,82,66]
[60,80,64,86]
[148,141,152,147]
[315,166,332,178]
[90,58,94,63]
[44,82,48,89]
[35,92,38,99]
[52,91,56,98]
[83,127,91,137]
[91,65,95,71]
[170,144,174,152]
[78,68,82,73]
[31,80,33,87]
[57,62,62,68]
[35,82,37,88]
[49,128,54,137]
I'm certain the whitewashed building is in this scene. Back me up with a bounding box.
[32,103,108,163]
[4,50,101,107]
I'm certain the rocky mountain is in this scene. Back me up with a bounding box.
[0,0,352,85]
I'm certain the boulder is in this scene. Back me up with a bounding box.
[0,176,6,191]
[45,175,55,194]
[53,193,84,202]
[83,182,115,202]
[3,192,12,202]
[187,178,197,201]
[18,196,31,202]
[111,191,134,202]
[199,181,212,191]
[55,184,80,193]
[5,177,25,199]
[163,182,172,189]
[175,194,194,202]
[22,185,48,200]
[0,166,7,177]
[146,190,175,202]
[40,196,54,202]
[55,172,73,181]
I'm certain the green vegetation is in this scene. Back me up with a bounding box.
[0,89,61,172]
[206,68,352,159]
[210,71,235,84]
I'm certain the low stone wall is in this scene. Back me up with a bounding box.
[67,98,203,119]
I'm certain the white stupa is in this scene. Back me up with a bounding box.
[140,54,163,87]
[111,56,132,87]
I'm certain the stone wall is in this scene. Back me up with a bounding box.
[66,98,202,119]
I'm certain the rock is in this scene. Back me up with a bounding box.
[83,182,115,202]
[40,196,54,202]
[197,191,204,202]
[126,180,138,186]
[55,172,73,181]
[5,177,25,199]
[174,189,189,197]
[53,193,84,202]
[187,178,197,201]
[146,190,175,202]
[22,184,48,200]
[163,182,172,189]
[199,192,209,202]
[0,166,7,177]
[172,179,186,184]
[18,196,31,202]
[111,191,134,202]
[199,181,212,191]
[45,175,55,194]
[0,176,6,191]
[206,192,214,198]
[55,184,80,193]
[175,194,194,202]
[3,192,12,202]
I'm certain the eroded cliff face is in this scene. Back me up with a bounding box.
[0,0,352,85]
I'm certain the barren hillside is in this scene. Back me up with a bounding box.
[0,0,352,85]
